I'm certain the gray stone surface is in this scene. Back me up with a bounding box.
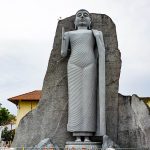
[65,141,101,150]
[118,94,150,148]
[32,138,59,150]
[102,135,119,149]
[12,13,122,148]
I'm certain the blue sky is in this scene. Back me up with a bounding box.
[0,0,150,115]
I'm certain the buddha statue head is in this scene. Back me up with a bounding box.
[74,9,91,29]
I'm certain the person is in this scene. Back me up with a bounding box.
[61,9,106,142]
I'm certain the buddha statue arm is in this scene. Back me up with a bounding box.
[92,30,105,54]
[92,29,106,136]
[61,28,70,57]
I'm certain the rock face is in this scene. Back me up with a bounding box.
[12,13,121,148]
[12,13,150,149]
[118,94,150,148]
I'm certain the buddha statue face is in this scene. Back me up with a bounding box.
[74,9,91,29]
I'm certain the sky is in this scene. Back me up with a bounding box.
[0,0,150,115]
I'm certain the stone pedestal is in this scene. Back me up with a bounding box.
[65,141,101,150]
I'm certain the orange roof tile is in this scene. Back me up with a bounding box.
[8,90,42,105]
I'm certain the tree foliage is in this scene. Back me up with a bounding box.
[0,107,16,126]
[0,107,16,143]
[1,127,15,142]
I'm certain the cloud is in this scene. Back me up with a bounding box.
[0,0,150,114]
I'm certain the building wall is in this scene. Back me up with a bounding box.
[142,98,150,107]
[16,100,38,126]
[146,100,150,107]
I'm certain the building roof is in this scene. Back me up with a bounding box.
[8,90,42,105]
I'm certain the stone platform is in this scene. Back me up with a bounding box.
[65,141,101,149]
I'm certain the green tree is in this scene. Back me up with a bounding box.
[0,107,16,143]
[0,107,16,126]
[1,127,15,142]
